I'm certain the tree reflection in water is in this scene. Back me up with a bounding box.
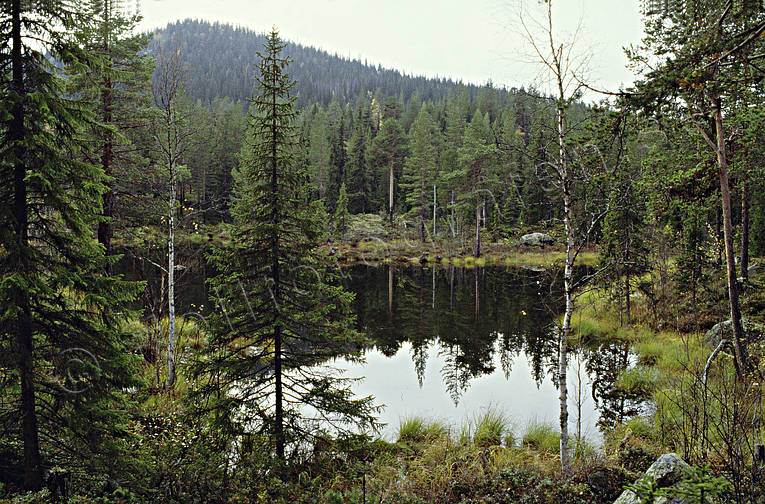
[344,264,648,431]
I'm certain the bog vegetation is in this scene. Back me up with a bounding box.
[1,0,765,503]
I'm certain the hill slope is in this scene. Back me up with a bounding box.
[152,19,510,108]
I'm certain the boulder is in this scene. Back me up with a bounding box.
[614,453,691,504]
[519,232,555,247]
[703,318,765,349]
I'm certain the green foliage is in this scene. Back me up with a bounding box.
[397,417,449,443]
[615,366,660,396]
[192,28,378,460]
[472,408,512,448]
[370,116,409,221]
[334,182,350,237]
[522,421,560,454]
[625,465,730,504]
[402,108,440,240]
[0,0,144,491]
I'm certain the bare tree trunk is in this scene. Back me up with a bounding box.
[432,264,436,309]
[712,97,748,378]
[715,204,722,267]
[433,184,437,239]
[560,178,573,472]
[450,190,455,239]
[450,265,454,309]
[420,171,426,242]
[475,267,480,316]
[388,265,393,320]
[152,43,190,393]
[557,66,572,475]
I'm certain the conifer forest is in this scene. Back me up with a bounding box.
[2,1,765,503]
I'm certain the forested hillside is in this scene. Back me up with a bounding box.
[152,19,503,108]
[144,19,566,241]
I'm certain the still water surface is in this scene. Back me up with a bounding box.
[335,265,634,441]
[118,251,640,441]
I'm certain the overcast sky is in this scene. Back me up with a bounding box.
[137,0,644,96]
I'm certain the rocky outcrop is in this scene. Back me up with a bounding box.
[703,318,765,348]
[614,453,691,504]
[519,233,555,247]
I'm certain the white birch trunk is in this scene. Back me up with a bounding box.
[168,163,176,390]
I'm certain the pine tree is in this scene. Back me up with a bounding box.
[0,0,141,489]
[193,28,377,460]
[371,117,408,225]
[628,0,765,376]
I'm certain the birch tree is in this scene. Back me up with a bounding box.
[517,0,592,471]
[152,42,192,391]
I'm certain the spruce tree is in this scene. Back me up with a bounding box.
[308,106,331,199]
[345,114,373,213]
[335,182,350,238]
[458,111,499,257]
[403,109,440,242]
[194,28,377,460]
[70,0,153,273]
[0,0,141,490]
[440,88,469,238]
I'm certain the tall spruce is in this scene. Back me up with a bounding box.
[194,28,377,460]
[72,0,153,274]
[0,0,140,490]
[403,108,440,242]
[458,110,498,257]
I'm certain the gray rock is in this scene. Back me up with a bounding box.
[703,318,765,348]
[519,232,555,247]
[614,453,691,504]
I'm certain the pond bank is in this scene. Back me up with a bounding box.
[326,238,599,268]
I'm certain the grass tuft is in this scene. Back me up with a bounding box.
[397,416,449,443]
[522,421,560,454]
[472,408,512,447]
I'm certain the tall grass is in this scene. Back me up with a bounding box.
[472,408,512,447]
[522,421,560,454]
[521,420,595,460]
[397,416,449,443]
